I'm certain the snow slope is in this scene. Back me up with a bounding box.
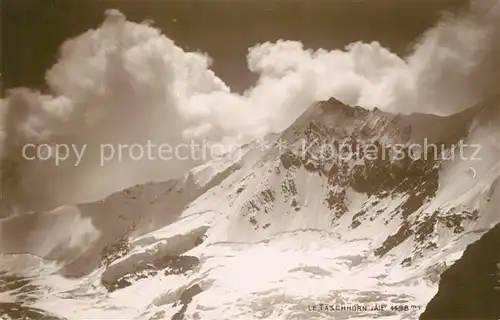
[1,96,499,320]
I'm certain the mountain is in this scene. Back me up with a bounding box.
[420,222,500,320]
[0,97,499,320]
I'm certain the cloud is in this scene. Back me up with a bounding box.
[1,1,498,212]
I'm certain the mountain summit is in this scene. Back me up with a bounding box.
[1,97,499,320]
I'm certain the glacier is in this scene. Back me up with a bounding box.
[1,94,499,320]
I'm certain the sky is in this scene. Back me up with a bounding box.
[2,0,468,94]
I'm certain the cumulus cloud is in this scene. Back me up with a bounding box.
[1,0,498,212]
[384,0,500,114]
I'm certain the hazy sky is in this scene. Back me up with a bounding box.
[2,0,469,94]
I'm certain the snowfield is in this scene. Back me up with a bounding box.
[1,95,499,320]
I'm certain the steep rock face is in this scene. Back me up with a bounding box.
[230,97,486,264]
[420,223,500,320]
[0,302,66,320]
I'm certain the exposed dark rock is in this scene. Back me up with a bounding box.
[420,223,500,320]
[401,257,412,267]
[0,271,44,304]
[292,200,301,212]
[99,235,131,268]
[437,208,479,234]
[242,97,480,261]
[350,219,361,229]
[0,271,35,293]
[242,199,260,216]
[351,209,368,229]
[325,189,349,223]
[249,216,258,227]
[236,187,245,194]
[280,151,302,170]
[171,284,203,320]
[0,302,66,320]
[102,255,199,292]
[242,188,276,215]
[254,98,480,263]
[281,178,298,198]
[260,189,276,204]
[375,222,413,257]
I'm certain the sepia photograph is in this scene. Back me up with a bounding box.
[0,0,499,319]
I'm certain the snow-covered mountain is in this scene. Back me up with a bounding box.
[1,95,499,320]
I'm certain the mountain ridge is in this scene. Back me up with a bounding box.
[0,96,499,319]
